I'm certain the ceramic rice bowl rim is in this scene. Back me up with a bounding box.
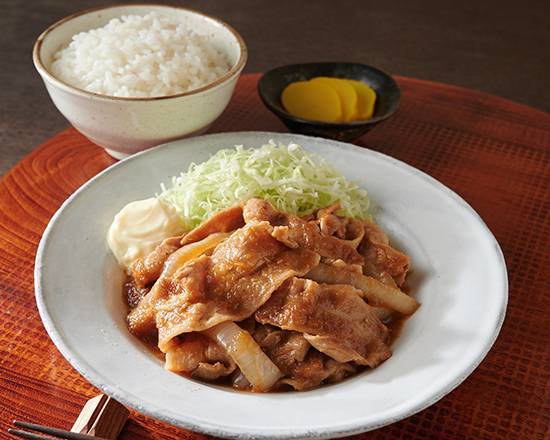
[32,3,248,102]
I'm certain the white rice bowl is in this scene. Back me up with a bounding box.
[51,12,232,98]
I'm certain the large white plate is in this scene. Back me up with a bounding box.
[35,132,507,439]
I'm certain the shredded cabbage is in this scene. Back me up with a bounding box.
[159,141,370,229]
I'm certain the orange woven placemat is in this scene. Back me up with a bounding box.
[0,73,548,439]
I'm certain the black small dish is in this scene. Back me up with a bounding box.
[258,62,400,142]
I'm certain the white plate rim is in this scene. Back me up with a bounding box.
[35,131,508,439]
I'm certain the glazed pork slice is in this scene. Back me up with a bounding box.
[129,204,244,289]
[123,276,150,309]
[278,350,357,391]
[130,235,182,288]
[243,198,363,265]
[314,202,365,248]
[127,232,230,336]
[165,333,236,380]
[252,325,311,371]
[153,222,320,351]
[251,324,356,390]
[180,204,244,246]
[360,220,411,287]
[256,277,391,368]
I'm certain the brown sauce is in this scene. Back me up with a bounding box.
[387,313,408,345]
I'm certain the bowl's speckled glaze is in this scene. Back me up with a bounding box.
[33,4,247,159]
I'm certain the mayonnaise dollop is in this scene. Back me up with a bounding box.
[107,197,185,270]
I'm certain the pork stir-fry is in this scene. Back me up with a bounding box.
[124,198,418,391]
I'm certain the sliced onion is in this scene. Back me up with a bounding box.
[160,232,229,278]
[204,321,282,392]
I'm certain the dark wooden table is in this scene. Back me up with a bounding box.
[1,0,549,176]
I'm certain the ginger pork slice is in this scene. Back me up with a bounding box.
[153,222,320,352]
[130,204,244,289]
[360,220,411,287]
[256,277,392,368]
[251,324,356,391]
[243,198,363,265]
[130,235,183,288]
[180,204,244,246]
[165,333,236,380]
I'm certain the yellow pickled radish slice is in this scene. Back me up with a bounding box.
[281,81,342,123]
[347,80,377,120]
[310,77,358,121]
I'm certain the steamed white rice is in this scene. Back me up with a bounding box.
[50,12,232,97]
